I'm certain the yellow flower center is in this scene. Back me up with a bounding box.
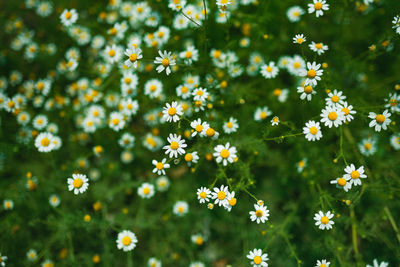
[351,170,360,179]
[307,69,316,78]
[229,197,237,206]
[156,162,163,170]
[185,51,192,58]
[273,88,282,96]
[65,11,72,19]
[342,107,349,115]
[162,58,170,66]
[220,149,230,159]
[293,62,301,68]
[217,191,226,200]
[112,118,119,125]
[260,111,267,119]
[304,85,313,94]
[337,178,347,186]
[170,141,179,150]
[226,122,233,128]
[108,49,115,57]
[168,107,177,116]
[8,101,15,108]
[73,178,83,188]
[321,264,327,267]
[199,192,207,198]
[129,53,137,62]
[309,126,318,135]
[122,236,131,246]
[314,2,323,10]
[328,112,337,121]
[375,114,385,123]
[253,256,262,265]
[315,43,323,49]
[331,95,339,103]
[364,143,371,150]
[266,66,273,72]
[143,187,150,195]
[255,210,263,217]
[41,137,50,146]
[124,77,131,84]
[320,216,329,224]
[296,38,303,44]
[181,86,188,93]
[206,128,215,137]
[185,153,193,162]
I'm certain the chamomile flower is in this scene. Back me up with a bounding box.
[154,50,175,75]
[124,47,142,68]
[303,120,322,141]
[35,132,55,152]
[337,102,356,122]
[314,211,334,230]
[315,259,330,267]
[116,230,138,252]
[156,176,170,192]
[192,87,209,101]
[205,127,219,140]
[308,0,329,17]
[144,79,163,99]
[309,41,329,55]
[211,185,229,206]
[366,259,389,267]
[180,45,199,65]
[33,115,48,130]
[247,249,269,267]
[162,101,183,122]
[213,143,237,166]
[299,62,323,86]
[197,187,211,203]
[325,89,346,106]
[288,55,306,76]
[223,117,239,134]
[3,199,13,210]
[60,9,78,27]
[254,106,272,121]
[392,15,400,35]
[385,92,400,112]
[287,6,305,22]
[109,112,125,131]
[260,61,279,79]
[138,183,155,199]
[67,173,89,195]
[368,110,391,132]
[297,158,307,173]
[17,111,31,125]
[297,84,316,101]
[358,137,377,156]
[49,194,61,207]
[119,133,135,148]
[344,164,367,186]
[173,201,189,216]
[152,158,170,175]
[184,151,199,166]
[0,254,7,266]
[271,116,280,126]
[163,133,187,158]
[390,134,400,150]
[224,191,237,212]
[330,176,352,192]
[148,258,161,267]
[26,249,38,261]
[176,84,192,99]
[190,118,209,137]
[249,203,270,224]
[293,34,306,44]
[105,44,122,63]
[169,0,186,11]
[320,106,345,128]
[191,233,207,245]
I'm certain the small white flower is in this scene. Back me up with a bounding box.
[211,185,230,207]
[163,133,187,158]
[314,211,334,230]
[124,47,143,68]
[315,259,330,267]
[249,203,270,224]
[303,120,322,141]
[297,84,316,101]
[330,176,352,192]
[260,61,279,79]
[137,183,155,199]
[337,101,356,122]
[197,187,211,203]
[366,259,389,267]
[223,117,239,134]
[35,132,56,152]
[109,112,125,131]
[162,101,183,122]
[344,164,367,186]
[192,87,209,101]
[320,106,345,128]
[116,230,138,252]
[308,0,329,17]
[368,110,391,132]
[299,61,323,86]
[213,143,237,166]
[190,118,209,137]
[67,173,89,195]
[309,41,329,55]
[152,158,170,175]
[154,50,176,75]
[293,34,306,44]
[325,89,346,107]
[246,248,269,267]
[173,201,189,216]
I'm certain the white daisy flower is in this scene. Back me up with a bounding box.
[293,34,306,44]
[49,194,61,207]
[197,187,212,203]
[173,201,189,216]
[390,134,400,150]
[297,84,316,101]
[137,183,155,199]
[17,111,30,125]
[309,41,329,55]
[368,110,391,132]
[249,203,270,224]
[223,191,237,212]
[144,79,163,99]
[184,151,199,166]
[392,15,400,35]
[33,115,48,130]
[247,248,269,267]
[299,61,323,86]
[260,61,279,79]
[314,211,334,230]
[315,259,330,267]
[325,89,346,106]
[288,55,306,76]
[287,6,305,22]
[162,101,183,122]
[330,176,352,192]
[344,164,367,186]
[358,137,377,156]
[297,158,307,173]
[154,50,176,75]
[254,106,272,121]
[366,259,389,267]
[337,101,356,122]
[271,116,280,126]
[385,92,400,113]
[205,127,219,140]
[109,112,125,131]
[116,230,138,252]
[308,0,329,17]
[147,258,161,267]
[223,117,239,134]
[211,185,230,207]
[152,158,170,175]
[35,132,55,152]
[176,84,192,99]
[320,106,345,128]
[124,47,142,68]
[3,199,13,210]
[213,142,237,166]
[179,45,199,65]
[303,120,322,141]
[60,9,78,27]
[190,118,209,137]
[67,173,89,195]
[192,87,209,101]
[26,249,38,261]
[163,133,187,158]
[104,44,122,63]
[156,176,170,192]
